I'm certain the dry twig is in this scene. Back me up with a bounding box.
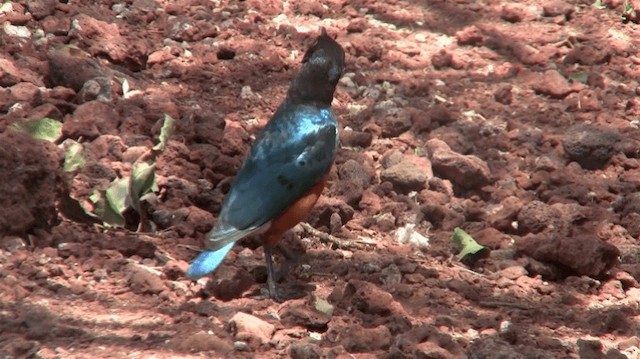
[299,222,360,249]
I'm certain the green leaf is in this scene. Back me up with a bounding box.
[153,114,175,151]
[89,190,101,204]
[621,1,636,20]
[62,139,85,172]
[450,227,487,261]
[91,178,129,227]
[11,118,63,142]
[314,296,335,316]
[129,161,156,212]
[106,178,129,215]
[623,0,633,13]
[568,72,589,84]
[593,0,607,9]
[0,1,12,14]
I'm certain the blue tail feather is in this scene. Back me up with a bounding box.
[186,242,235,279]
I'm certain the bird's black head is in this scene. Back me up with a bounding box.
[287,28,346,105]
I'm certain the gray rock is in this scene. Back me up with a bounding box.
[562,124,619,170]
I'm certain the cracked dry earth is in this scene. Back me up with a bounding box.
[2,0,640,358]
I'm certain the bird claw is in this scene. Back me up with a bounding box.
[259,284,304,302]
[266,276,284,302]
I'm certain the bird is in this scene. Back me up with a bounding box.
[186,28,345,301]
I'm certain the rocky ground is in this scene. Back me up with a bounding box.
[2,0,640,358]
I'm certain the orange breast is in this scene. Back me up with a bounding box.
[263,173,329,245]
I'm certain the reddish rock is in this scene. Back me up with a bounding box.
[531,70,573,99]
[339,324,392,352]
[331,159,375,206]
[163,260,188,281]
[9,82,41,105]
[586,307,632,335]
[474,227,513,250]
[427,104,457,126]
[69,14,148,71]
[517,200,563,234]
[41,15,71,35]
[338,159,376,188]
[501,4,528,22]
[431,50,463,70]
[308,197,355,230]
[294,1,327,17]
[446,279,480,301]
[351,281,398,315]
[205,265,254,301]
[63,101,120,139]
[4,11,32,26]
[380,157,431,193]
[184,206,215,233]
[104,234,156,258]
[375,108,412,138]
[494,84,514,105]
[487,196,523,231]
[126,264,165,295]
[47,48,106,92]
[229,312,275,347]
[330,178,364,208]
[381,150,404,169]
[339,130,373,148]
[25,0,57,20]
[279,300,332,331]
[246,0,283,16]
[174,331,234,353]
[57,242,88,258]
[347,18,369,33]
[289,342,322,359]
[0,132,61,236]
[147,49,177,65]
[517,233,619,277]
[562,124,619,170]
[426,139,491,189]
[29,103,63,121]
[455,26,484,46]
[359,189,382,215]
[564,45,612,65]
[77,77,117,103]
[165,16,218,42]
[542,1,575,17]
[220,125,250,156]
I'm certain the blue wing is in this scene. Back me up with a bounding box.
[218,103,338,234]
[186,102,338,278]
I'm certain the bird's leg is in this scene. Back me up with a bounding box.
[273,243,299,282]
[263,243,283,301]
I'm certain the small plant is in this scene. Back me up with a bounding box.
[450,227,488,266]
[10,118,63,142]
[593,0,607,9]
[0,1,12,14]
[621,0,638,22]
[10,114,175,231]
[592,0,639,23]
[88,113,174,230]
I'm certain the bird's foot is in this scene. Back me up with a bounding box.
[266,278,284,303]
[273,243,301,282]
[263,243,308,302]
[259,284,305,302]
